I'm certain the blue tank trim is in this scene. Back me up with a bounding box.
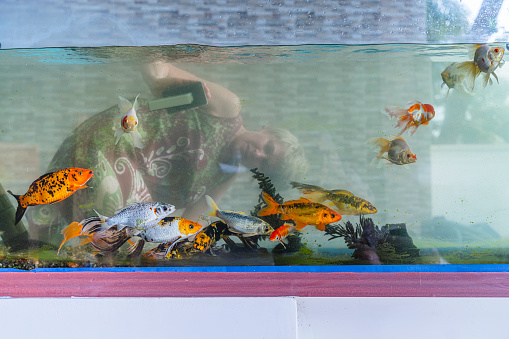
[2,264,509,273]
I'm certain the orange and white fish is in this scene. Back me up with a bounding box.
[258,192,342,231]
[270,224,298,246]
[368,136,417,166]
[8,167,93,225]
[113,94,143,148]
[442,45,504,93]
[385,101,435,136]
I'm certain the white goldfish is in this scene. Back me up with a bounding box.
[113,94,144,148]
[441,45,505,95]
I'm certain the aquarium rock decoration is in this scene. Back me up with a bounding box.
[325,216,419,261]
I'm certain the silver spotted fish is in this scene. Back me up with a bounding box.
[205,195,274,237]
[95,202,176,232]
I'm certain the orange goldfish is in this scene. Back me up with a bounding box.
[8,167,93,225]
[258,192,342,231]
[113,94,143,148]
[442,45,504,93]
[385,101,435,136]
[270,224,298,246]
[368,136,417,166]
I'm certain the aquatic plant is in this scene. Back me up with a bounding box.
[325,215,389,260]
[326,216,420,261]
[250,168,285,228]
[250,168,302,253]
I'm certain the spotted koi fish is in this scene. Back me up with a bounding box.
[8,167,93,225]
[193,221,231,252]
[290,182,377,215]
[258,192,342,231]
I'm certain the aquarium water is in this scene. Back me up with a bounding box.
[1,44,508,268]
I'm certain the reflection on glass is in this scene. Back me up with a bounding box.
[0,44,508,269]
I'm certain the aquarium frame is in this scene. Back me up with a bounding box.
[1,265,509,298]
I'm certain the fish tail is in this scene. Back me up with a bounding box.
[258,192,279,216]
[7,190,26,225]
[93,209,110,231]
[456,61,479,92]
[205,195,220,218]
[367,137,391,166]
[58,222,85,254]
[384,106,413,135]
[130,130,144,149]
[289,182,327,203]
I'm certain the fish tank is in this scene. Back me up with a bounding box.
[0,43,508,270]
[2,0,509,298]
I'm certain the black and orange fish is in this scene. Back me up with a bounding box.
[8,167,93,224]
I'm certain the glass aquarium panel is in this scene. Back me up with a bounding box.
[0,43,507,269]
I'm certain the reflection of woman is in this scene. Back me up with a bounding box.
[28,62,308,244]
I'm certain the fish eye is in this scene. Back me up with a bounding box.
[78,171,82,175]
[190,225,194,229]
[495,48,499,53]
[331,213,336,218]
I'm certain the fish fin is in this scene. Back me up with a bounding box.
[481,73,491,88]
[127,239,135,246]
[127,239,145,255]
[492,71,499,84]
[78,237,92,246]
[289,182,327,203]
[112,114,122,130]
[6,190,25,225]
[130,130,144,149]
[329,189,353,196]
[321,200,337,209]
[133,94,140,111]
[205,195,220,217]
[114,128,124,145]
[455,61,478,91]
[58,222,85,254]
[384,105,408,120]
[315,223,326,232]
[258,192,279,216]
[367,137,391,166]
[164,237,187,258]
[93,209,111,231]
[296,197,311,203]
[295,222,308,230]
[118,96,133,114]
